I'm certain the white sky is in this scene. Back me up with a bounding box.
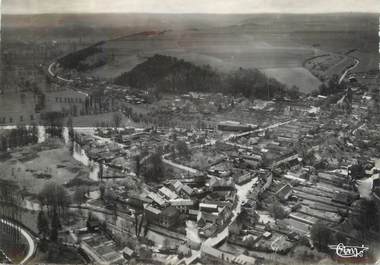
[2,0,380,14]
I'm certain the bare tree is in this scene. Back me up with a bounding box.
[113,112,123,129]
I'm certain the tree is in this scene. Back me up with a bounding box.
[67,116,74,141]
[50,210,60,242]
[311,221,332,251]
[135,155,141,178]
[99,183,106,200]
[73,187,87,206]
[349,199,380,233]
[269,202,287,219]
[41,111,64,127]
[349,163,366,180]
[142,152,165,182]
[176,141,190,159]
[38,183,71,216]
[112,112,123,129]
[37,210,50,239]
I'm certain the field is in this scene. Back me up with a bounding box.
[45,13,377,94]
[1,13,378,98]
[0,139,91,194]
[263,67,321,93]
[84,29,319,85]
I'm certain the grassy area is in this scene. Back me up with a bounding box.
[0,139,91,194]
[32,243,85,264]
[263,67,321,94]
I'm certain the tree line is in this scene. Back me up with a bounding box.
[57,41,106,71]
[0,126,39,152]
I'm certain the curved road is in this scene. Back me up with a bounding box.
[338,58,360,85]
[0,218,36,265]
[48,62,74,83]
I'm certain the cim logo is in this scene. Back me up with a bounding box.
[329,243,372,263]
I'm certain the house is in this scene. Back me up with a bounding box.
[272,153,299,168]
[217,121,255,132]
[372,178,380,194]
[86,217,101,232]
[198,205,232,227]
[171,180,194,197]
[199,203,218,212]
[209,177,235,191]
[144,205,162,223]
[128,194,153,209]
[332,192,353,205]
[172,180,184,192]
[144,205,179,228]
[276,184,293,202]
[199,222,218,237]
[147,192,167,207]
[263,231,272,239]
[170,199,194,213]
[188,209,199,221]
[160,206,180,228]
[180,184,194,196]
[159,186,178,200]
[122,246,135,259]
[236,173,253,185]
[202,245,256,265]
[198,211,219,226]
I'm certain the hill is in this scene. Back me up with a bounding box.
[114,54,299,99]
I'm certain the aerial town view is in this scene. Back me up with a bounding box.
[0,0,380,264]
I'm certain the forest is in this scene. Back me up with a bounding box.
[114,54,301,100]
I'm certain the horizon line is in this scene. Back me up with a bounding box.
[3,11,380,16]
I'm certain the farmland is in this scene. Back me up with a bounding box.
[262,67,321,93]
[48,13,378,95]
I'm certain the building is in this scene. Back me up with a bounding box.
[171,180,194,197]
[159,186,178,200]
[217,121,257,132]
[170,199,194,213]
[160,207,180,228]
[144,205,180,228]
[202,245,256,265]
[147,192,167,207]
[122,246,135,260]
[199,203,219,213]
[276,184,293,202]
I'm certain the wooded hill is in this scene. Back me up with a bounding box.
[114,54,300,99]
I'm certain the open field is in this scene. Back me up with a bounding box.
[262,67,321,93]
[19,13,374,93]
[84,29,318,80]
[0,139,91,194]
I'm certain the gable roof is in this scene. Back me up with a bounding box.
[159,186,178,200]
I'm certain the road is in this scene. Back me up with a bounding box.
[270,235,284,253]
[338,58,360,85]
[48,62,90,97]
[48,62,74,83]
[203,177,259,248]
[162,153,199,174]
[0,218,36,265]
[162,119,296,174]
